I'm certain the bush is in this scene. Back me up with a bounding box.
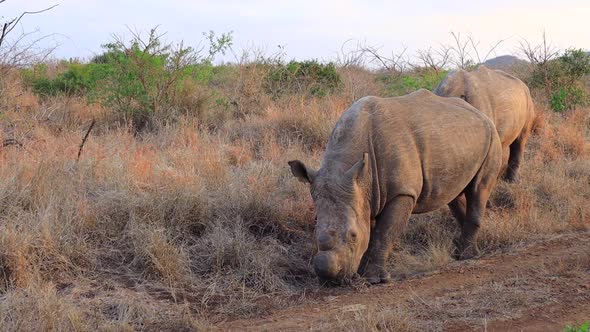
[23,63,112,97]
[265,60,341,98]
[379,69,447,97]
[21,28,233,132]
[564,323,589,332]
[94,31,200,131]
[550,85,588,112]
[527,49,590,111]
[97,28,233,132]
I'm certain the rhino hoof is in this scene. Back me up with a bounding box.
[452,238,479,261]
[364,269,391,284]
[503,173,519,183]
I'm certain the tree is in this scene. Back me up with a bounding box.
[521,33,590,111]
[519,31,560,97]
[448,32,506,69]
[0,0,58,68]
[362,44,408,76]
[95,27,233,132]
[414,45,450,73]
[548,49,590,111]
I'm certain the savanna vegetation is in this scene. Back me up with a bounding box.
[0,17,589,330]
[564,323,590,332]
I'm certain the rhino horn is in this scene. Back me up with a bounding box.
[345,153,368,183]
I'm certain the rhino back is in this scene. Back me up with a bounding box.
[461,66,534,147]
[321,90,495,214]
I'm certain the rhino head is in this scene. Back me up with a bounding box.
[288,154,371,283]
[434,68,468,100]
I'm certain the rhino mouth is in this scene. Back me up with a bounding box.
[318,272,360,287]
[314,250,358,285]
[314,251,343,275]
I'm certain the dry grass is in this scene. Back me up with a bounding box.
[0,65,588,330]
[319,304,418,332]
[404,274,554,331]
[0,279,210,331]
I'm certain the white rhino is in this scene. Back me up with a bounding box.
[434,65,536,181]
[289,89,502,284]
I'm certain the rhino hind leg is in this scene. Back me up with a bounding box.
[449,193,477,260]
[359,195,414,284]
[453,142,502,260]
[448,194,467,227]
[504,132,530,182]
[498,147,510,181]
[451,186,491,260]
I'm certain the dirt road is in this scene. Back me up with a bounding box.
[219,231,590,331]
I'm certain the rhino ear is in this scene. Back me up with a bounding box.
[345,153,368,183]
[288,160,317,184]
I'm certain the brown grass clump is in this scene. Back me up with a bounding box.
[0,227,38,290]
[535,109,590,162]
[389,212,456,277]
[225,97,342,153]
[337,66,382,103]
[0,69,39,115]
[531,109,546,135]
[313,304,417,332]
[0,279,210,331]
[128,224,191,285]
[0,282,93,331]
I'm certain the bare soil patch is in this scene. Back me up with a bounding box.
[218,231,590,331]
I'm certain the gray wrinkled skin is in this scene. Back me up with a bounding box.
[289,89,502,284]
[434,65,536,182]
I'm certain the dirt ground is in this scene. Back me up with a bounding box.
[218,231,590,331]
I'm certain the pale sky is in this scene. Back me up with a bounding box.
[1,0,589,63]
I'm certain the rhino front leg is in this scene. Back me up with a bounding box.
[359,195,414,284]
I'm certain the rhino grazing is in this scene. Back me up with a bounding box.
[434,65,536,182]
[289,89,502,284]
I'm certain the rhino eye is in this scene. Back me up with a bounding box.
[460,94,466,100]
[349,231,358,243]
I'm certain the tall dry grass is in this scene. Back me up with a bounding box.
[0,65,588,330]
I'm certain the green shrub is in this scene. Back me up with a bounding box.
[21,63,48,84]
[22,27,232,132]
[564,322,589,332]
[22,63,112,97]
[94,28,232,132]
[379,69,447,97]
[550,85,588,112]
[265,60,341,98]
[560,49,590,80]
[527,48,590,111]
[101,36,190,116]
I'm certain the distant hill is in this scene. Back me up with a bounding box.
[483,55,529,71]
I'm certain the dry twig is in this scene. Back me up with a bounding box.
[77,119,96,162]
